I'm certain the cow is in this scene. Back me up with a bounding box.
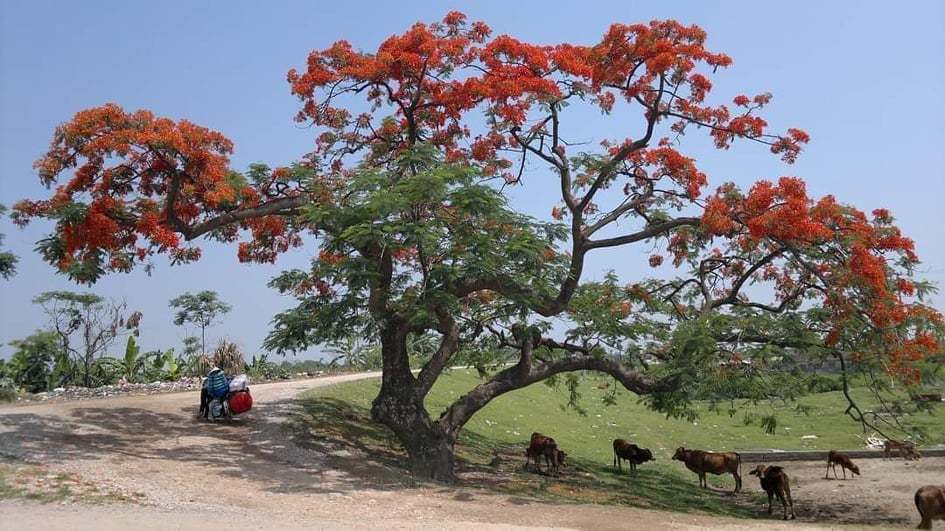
[672,447,742,493]
[749,465,796,520]
[546,448,567,476]
[612,439,654,474]
[524,432,558,475]
[824,450,860,480]
[884,439,921,461]
[915,485,945,530]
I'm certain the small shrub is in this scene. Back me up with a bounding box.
[0,378,17,402]
[184,354,213,377]
[212,340,246,375]
[742,411,756,426]
[806,373,843,393]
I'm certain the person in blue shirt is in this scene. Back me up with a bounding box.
[198,367,231,419]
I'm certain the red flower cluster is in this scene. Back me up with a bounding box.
[14,104,234,276]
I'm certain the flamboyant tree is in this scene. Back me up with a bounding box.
[15,13,941,480]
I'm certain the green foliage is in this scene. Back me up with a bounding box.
[760,414,778,435]
[122,336,142,382]
[181,336,201,357]
[137,348,180,382]
[0,378,17,402]
[247,353,280,380]
[33,290,104,308]
[325,337,383,370]
[0,204,18,280]
[169,290,232,354]
[186,354,213,378]
[85,357,123,387]
[6,331,60,393]
[32,290,141,388]
[265,147,569,354]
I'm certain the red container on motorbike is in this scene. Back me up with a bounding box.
[229,390,253,414]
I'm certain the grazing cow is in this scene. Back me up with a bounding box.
[915,485,945,529]
[672,447,742,493]
[884,439,921,461]
[824,450,860,480]
[749,465,796,520]
[612,439,654,474]
[546,448,567,476]
[524,432,558,475]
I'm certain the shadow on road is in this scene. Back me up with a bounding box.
[0,394,412,498]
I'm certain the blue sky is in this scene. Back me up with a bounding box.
[1,1,943,359]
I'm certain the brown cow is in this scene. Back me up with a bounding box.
[824,450,860,480]
[672,447,742,493]
[613,439,654,474]
[915,485,945,529]
[524,432,558,475]
[884,439,921,461]
[546,448,567,476]
[749,465,796,520]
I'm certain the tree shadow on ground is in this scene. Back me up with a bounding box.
[0,395,410,497]
[290,396,759,518]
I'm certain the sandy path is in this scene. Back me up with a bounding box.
[0,374,931,530]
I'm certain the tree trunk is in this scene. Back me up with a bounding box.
[370,324,458,482]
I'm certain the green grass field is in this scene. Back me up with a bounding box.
[297,369,944,517]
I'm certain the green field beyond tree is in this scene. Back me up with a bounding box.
[298,369,943,514]
[311,369,944,457]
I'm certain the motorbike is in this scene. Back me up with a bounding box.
[200,370,253,420]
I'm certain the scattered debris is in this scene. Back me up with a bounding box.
[13,371,344,405]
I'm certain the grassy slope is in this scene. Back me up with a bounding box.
[300,369,943,517]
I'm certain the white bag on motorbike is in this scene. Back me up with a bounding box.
[229,374,249,392]
[209,398,225,419]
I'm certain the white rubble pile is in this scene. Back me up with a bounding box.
[18,377,203,403]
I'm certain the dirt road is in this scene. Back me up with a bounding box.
[0,374,934,530]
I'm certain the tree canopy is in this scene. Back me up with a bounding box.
[169,290,232,355]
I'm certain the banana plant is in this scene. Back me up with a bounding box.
[123,336,142,382]
[163,349,180,380]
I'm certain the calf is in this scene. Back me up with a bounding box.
[612,439,654,474]
[749,465,796,520]
[915,485,945,530]
[524,432,558,475]
[824,450,860,480]
[672,447,742,493]
[884,439,921,461]
[546,448,567,476]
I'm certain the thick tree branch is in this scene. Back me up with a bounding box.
[416,309,460,397]
[167,194,311,241]
[437,351,672,434]
[586,217,700,250]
